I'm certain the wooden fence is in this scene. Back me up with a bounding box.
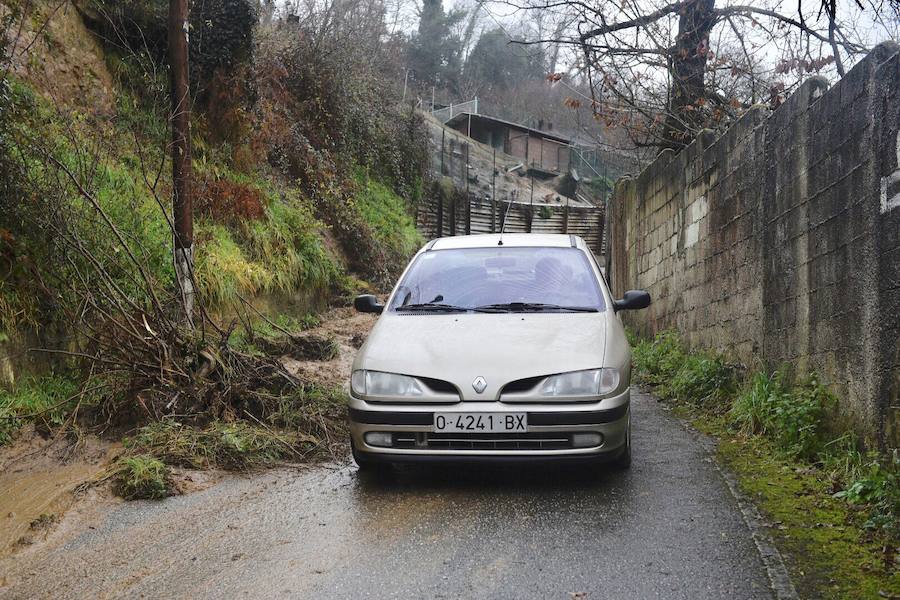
[416,191,606,255]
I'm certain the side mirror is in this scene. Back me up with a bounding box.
[613,290,651,312]
[354,294,384,314]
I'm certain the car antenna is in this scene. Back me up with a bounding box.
[498,194,514,246]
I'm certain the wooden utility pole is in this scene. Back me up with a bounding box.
[169,0,194,325]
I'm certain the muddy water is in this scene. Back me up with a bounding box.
[0,434,117,557]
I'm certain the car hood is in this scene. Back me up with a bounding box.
[354,312,609,400]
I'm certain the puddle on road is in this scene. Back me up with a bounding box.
[0,433,118,557]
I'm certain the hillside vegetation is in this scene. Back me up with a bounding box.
[0,0,427,479]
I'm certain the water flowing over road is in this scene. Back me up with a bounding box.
[0,390,781,599]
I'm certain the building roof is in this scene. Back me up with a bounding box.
[444,112,573,145]
[428,233,584,251]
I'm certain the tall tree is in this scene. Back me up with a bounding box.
[464,28,542,95]
[500,0,875,149]
[409,0,465,91]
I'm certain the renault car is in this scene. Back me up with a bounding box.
[348,233,650,470]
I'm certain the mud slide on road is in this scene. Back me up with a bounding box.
[0,434,118,559]
[0,307,375,564]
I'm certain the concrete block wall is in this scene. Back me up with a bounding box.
[610,43,900,446]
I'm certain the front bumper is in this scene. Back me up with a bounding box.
[348,388,630,461]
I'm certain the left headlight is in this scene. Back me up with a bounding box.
[351,370,424,399]
[539,368,620,398]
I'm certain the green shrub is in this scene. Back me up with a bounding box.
[669,353,737,408]
[115,455,171,500]
[631,330,686,389]
[730,371,835,461]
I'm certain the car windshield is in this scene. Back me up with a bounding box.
[389,246,606,313]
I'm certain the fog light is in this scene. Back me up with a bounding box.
[364,432,393,447]
[571,432,603,448]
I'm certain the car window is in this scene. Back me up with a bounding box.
[389,247,606,312]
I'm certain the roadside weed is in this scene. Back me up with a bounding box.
[730,370,787,436]
[631,330,685,389]
[669,353,737,408]
[771,376,835,461]
[632,331,736,409]
[730,371,835,461]
[114,455,171,500]
[834,451,900,536]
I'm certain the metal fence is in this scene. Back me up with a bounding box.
[431,98,479,123]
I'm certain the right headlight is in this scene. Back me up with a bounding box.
[351,370,424,399]
[539,368,620,398]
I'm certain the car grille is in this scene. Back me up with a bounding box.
[390,432,573,451]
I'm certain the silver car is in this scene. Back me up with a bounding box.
[348,233,650,470]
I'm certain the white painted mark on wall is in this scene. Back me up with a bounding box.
[684,195,708,248]
[691,195,709,223]
[882,171,900,213]
[882,130,900,214]
[685,222,700,247]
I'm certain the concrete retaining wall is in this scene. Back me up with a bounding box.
[609,43,900,445]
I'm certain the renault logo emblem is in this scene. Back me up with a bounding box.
[472,376,487,394]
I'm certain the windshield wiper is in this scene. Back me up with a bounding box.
[396,302,472,313]
[474,302,599,313]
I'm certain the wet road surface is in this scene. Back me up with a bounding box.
[0,391,775,599]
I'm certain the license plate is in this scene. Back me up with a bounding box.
[433,413,527,433]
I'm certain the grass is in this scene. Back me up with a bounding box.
[353,169,423,260]
[0,375,78,445]
[124,421,306,470]
[195,185,343,308]
[632,330,899,598]
[114,455,171,500]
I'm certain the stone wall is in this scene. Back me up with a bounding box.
[609,43,900,446]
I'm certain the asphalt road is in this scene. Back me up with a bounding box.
[0,391,777,599]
